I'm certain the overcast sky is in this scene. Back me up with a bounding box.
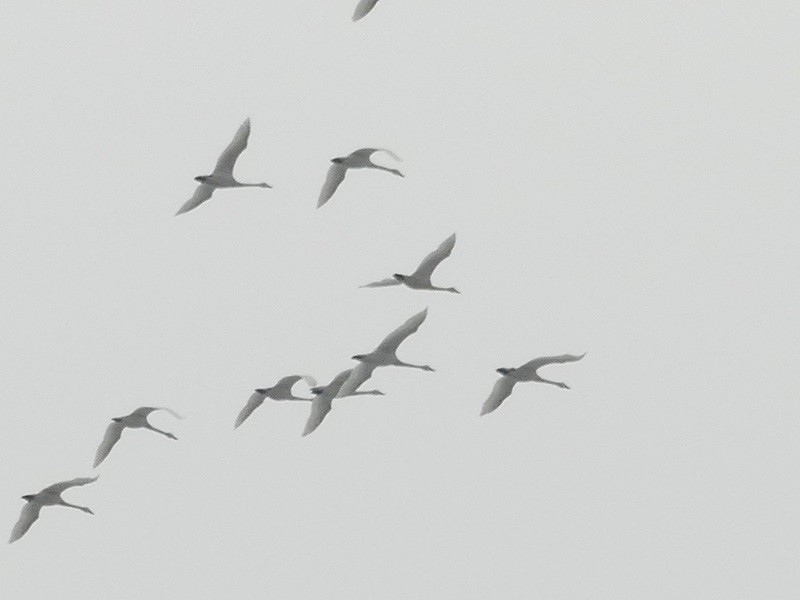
[1,1,798,598]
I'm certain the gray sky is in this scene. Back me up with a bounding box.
[1,1,798,598]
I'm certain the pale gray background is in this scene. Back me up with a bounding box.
[1,1,798,598]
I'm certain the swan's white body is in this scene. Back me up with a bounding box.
[234,375,317,429]
[176,118,271,215]
[317,148,403,208]
[94,407,183,467]
[339,308,434,397]
[361,233,459,293]
[303,369,385,436]
[353,0,381,21]
[9,477,98,543]
[481,354,586,415]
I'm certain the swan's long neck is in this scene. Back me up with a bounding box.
[536,376,569,389]
[60,501,93,514]
[351,389,384,396]
[146,424,177,439]
[373,165,403,177]
[431,285,460,294]
[396,360,434,372]
[237,182,271,188]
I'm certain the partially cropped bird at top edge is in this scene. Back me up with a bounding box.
[302,369,385,437]
[317,148,403,208]
[93,407,183,467]
[361,233,460,293]
[339,308,433,397]
[176,118,271,215]
[481,354,586,416]
[352,0,381,21]
[9,477,98,544]
[234,375,317,429]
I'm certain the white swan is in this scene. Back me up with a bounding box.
[339,308,434,397]
[302,369,385,436]
[234,375,317,429]
[361,233,459,293]
[317,148,403,208]
[481,354,586,415]
[9,477,98,543]
[352,0,381,21]
[176,118,271,215]
[94,407,183,467]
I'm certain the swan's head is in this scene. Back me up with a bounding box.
[496,367,514,375]
[331,157,345,164]
[392,274,406,281]
[310,386,325,395]
[194,175,209,183]
[21,494,35,502]
[351,354,367,361]
[255,388,270,394]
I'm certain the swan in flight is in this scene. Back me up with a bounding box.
[176,118,271,215]
[94,407,183,467]
[317,148,403,208]
[361,233,459,293]
[481,354,586,415]
[352,0,381,21]
[234,375,317,429]
[302,369,385,436]
[9,476,98,543]
[339,308,434,397]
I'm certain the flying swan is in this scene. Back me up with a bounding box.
[318,148,403,208]
[481,354,586,415]
[176,118,271,215]
[361,233,459,293]
[94,407,183,467]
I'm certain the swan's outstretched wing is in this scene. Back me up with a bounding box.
[376,308,428,353]
[350,148,402,163]
[271,375,316,398]
[318,163,347,208]
[234,391,266,429]
[94,421,124,467]
[480,377,516,415]
[411,233,457,282]
[360,277,401,289]
[514,353,586,380]
[352,0,380,21]
[212,118,251,177]
[42,477,99,495]
[131,407,184,420]
[9,502,41,543]
[338,363,376,397]
[176,183,215,216]
[302,395,333,436]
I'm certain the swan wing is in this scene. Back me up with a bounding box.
[411,233,456,282]
[176,183,215,215]
[376,308,428,353]
[212,118,251,177]
[349,147,402,163]
[9,502,42,543]
[234,391,266,428]
[93,421,124,467]
[131,406,184,420]
[42,476,99,495]
[302,395,333,436]
[514,353,586,380]
[480,377,516,415]
[352,0,380,21]
[338,362,376,398]
[360,277,401,289]
[271,375,317,398]
[318,162,347,208]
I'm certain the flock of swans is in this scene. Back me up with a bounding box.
[9,0,584,544]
